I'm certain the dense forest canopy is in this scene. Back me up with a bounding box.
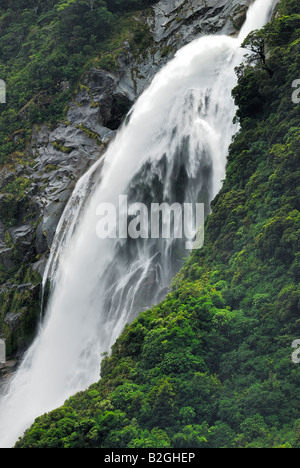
[13,0,300,448]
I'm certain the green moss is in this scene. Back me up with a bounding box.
[52,142,74,154]
[4,177,31,198]
[76,124,103,145]
[44,164,60,173]
[97,54,119,72]
[0,265,42,356]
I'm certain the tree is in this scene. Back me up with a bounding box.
[241,29,274,77]
[152,380,176,428]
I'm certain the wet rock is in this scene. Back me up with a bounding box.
[9,225,33,246]
[0,247,15,270]
[152,0,252,44]
[4,310,25,332]
[31,254,48,278]
[0,168,15,191]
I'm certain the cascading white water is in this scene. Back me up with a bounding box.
[0,0,275,448]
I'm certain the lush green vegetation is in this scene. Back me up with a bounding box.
[15,0,300,449]
[0,0,157,166]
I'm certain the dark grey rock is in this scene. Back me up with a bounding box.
[4,310,24,332]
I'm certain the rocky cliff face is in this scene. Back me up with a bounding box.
[0,0,251,357]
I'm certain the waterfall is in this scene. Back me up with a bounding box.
[0,0,275,448]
